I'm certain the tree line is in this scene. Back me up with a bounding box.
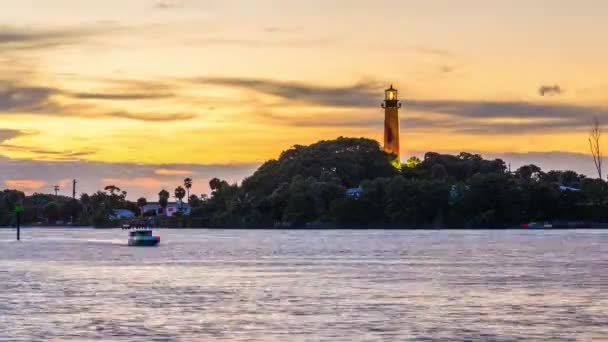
[1,137,607,228]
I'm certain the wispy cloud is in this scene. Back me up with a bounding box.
[404,45,452,58]
[0,143,97,161]
[154,168,194,176]
[0,25,105,50]
[4,179,47,190]
[0,129,28,143]
[538,84,563,96]
[0,82,57,112]
[155,0,184,9]
[0,156,258,198]
[69,91,175,101]
[189,77,379,107]
[0,81,194,122]
[185,76,608,133]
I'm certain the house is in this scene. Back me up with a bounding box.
[346,187,363,199]
[142,202,192,217]
[559,185,580,192]
[111,209,136,220]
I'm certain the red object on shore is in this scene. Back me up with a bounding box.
[521,223,529,228]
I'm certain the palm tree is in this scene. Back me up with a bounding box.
[158,189,169,215]
[184,178,192,199]
[137,197,147,217]
[174,186,186,211]
[104,185,121,196]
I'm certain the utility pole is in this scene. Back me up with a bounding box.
[54,185,59,197]
[72,179,77,199]
[15,204,22,241]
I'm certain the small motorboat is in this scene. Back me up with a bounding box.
[128,230,160,246]
[521,222,552,229]
[122,224,131,229]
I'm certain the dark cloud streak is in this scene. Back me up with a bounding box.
[538,84,563,96]
[0,81,193,122]
[190,77,380,107]
[189,76,608,133]
[0,26,100,50]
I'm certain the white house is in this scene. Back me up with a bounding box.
[142,202,192,217]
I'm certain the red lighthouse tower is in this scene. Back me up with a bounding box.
[382,85,401,167]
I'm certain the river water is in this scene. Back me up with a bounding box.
[0,228,606,341]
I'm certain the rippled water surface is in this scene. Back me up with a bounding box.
[1,228,607,341]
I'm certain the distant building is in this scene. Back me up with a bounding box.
[346,187,363,199]
[559,185,580,192]
[111,209,136,220]
[142,202,192,217]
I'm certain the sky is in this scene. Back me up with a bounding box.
[1,0,608,199]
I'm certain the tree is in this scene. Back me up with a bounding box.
[158,189,170,215]
[241,137,398,198]
[188,194,201,207]
[431,164,447,180]
[516,164,543,181]
[104,185,121,196]
[589,115,603,180]
[80,193,91,221]
[405,156,421,168]
[59,199,82,223]
[43,202,60,224]
[184,178,193,199]
[137,197,147,217]
[174,186,186,210]
[209,178,224,192]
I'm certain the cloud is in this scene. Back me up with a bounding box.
[154,168,193,176]
[189,77,379,107]
[0,81,194,122]
[0,82,57,112]
[4,179,47,190]
[538,84,563,96]
[0,26,102,50]
[0,143,97,160]
[69,91,175,101]
[186,77,608,133]
[0,129,28,143]
[404,45,452,58]
[404,99,607,123]
[488,151,600,176]
[155,0,184,9]
[0,156,258,198]
[106,110,196,122]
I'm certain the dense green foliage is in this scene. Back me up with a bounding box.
[2,137,608,228]
[186,138,608,228]
[187,138,608,228]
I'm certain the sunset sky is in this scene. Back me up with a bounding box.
[2,0,608,198]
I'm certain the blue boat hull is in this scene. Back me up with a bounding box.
[128,238,159,246]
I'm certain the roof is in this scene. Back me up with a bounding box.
[113,209,135,214]
[143,202,190,206]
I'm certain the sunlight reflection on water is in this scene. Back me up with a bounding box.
[0,228,606,341]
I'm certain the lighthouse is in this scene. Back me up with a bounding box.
[382,85,401,167]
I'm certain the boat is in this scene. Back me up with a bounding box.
[122,224,131,229]
[521,222,552,229]
[128,230,160,246]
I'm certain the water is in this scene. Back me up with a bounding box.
[0,229,607,341]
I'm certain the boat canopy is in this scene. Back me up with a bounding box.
[129,230,153,236]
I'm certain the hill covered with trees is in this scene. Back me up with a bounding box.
[1,137,606,228]
[190,137,605,228]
